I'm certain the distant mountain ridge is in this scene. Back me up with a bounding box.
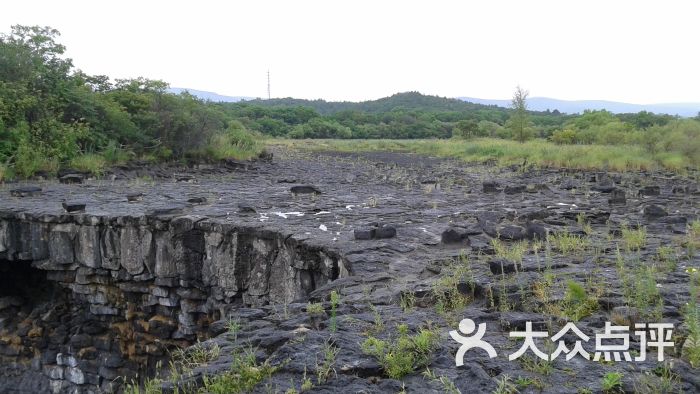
[458,97,700,117]
[170,87,700,117]
[168,87,254,103]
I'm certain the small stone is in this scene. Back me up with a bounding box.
[525,222,547,240]
[504,184,526,194]
[127,192,144,202]
[65,367,85,385]
[148,205,185,216]
[497,225,527,241]
[45,365,64,380]
[643,204,668,219]
[187,196,207,204]
[10,186,42,197]
[375,225,397,239]
[560,178,578,190]
[353,228,375,240]
[175,174,196,182]
[59,174,84,184]
[489,258,518,275]
[291,185,321,194]
[238,204,256,213]
[608,188,626,205]
[441,227,468,244]
[482,181,501,193]
[89,305,120,315]
[62,201,86,213]
[639,185,661,196]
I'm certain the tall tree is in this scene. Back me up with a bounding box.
[508,85,531,142]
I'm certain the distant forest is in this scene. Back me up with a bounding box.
[1,25,698,179]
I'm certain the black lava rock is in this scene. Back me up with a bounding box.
[482,181,502,193]
[441,227,469,244]
[291,185,321,195]
[504,184,526,195]
[10,186,42,197]
[608,188,626,205]
[62,201,86,213]
[639,185,661,196]
[354,228,376,240]
[375,225,397,239]
[643,204,668,219]
[126,192,144,202]
[59,174,84,184]
[489,258,518,275]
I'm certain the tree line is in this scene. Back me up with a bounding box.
[1,25,697,179]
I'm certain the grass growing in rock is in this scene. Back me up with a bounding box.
[548,232,590,255]
[683,271,700,367]
[200,348,279,394]
[562,280,600,321]
[492,239,528,264]
[171,341,221,372]
[601,371,623,393]
[621,224,647,252]
[361,324,439,379]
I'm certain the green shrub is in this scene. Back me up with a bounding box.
[601,371,623,393]
[361,324,439,379]
[69,154,106,175]
[551,129,578,144]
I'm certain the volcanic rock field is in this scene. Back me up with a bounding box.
[0,147,698,393]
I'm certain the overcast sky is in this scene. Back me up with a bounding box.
[3,0,699,103]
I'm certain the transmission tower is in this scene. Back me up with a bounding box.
[267,70,271,100]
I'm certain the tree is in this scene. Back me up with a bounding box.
[453,119,480,139]
[508,86,532,142]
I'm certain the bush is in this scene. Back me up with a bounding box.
[14,140,46,178]
[202,122,261,161]
[551,129,578,144]
[69,154,106,175]
[102,141,131,165]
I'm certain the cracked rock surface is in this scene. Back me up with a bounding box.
[0,147,698,393]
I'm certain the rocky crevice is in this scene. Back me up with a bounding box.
[0,213,347,393]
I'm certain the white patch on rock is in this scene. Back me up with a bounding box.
[273,211,305,219]
[319,224,328,231]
